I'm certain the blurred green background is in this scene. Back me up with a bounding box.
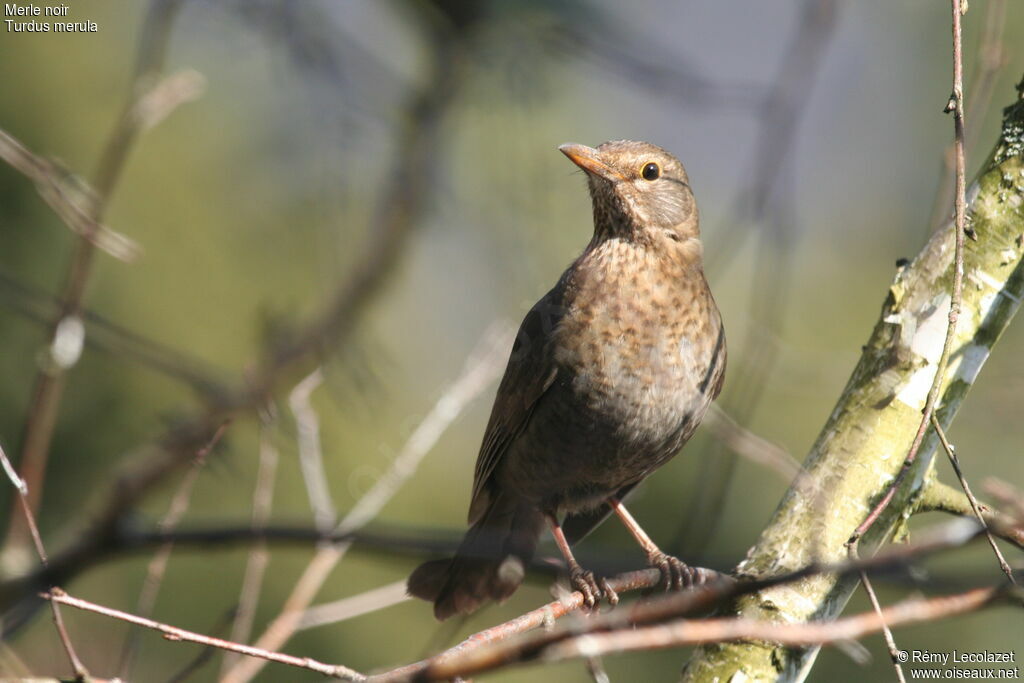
[1,1,1022,681]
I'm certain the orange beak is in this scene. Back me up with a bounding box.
[559,143,624,182]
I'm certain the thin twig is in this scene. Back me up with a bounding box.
[1,522,454,608]
[0,269,231,398]
[0,441,27,495]
[4,0,190,554]
[930,416,1017,584]
[927,0,1008,233]
[0,129,141,262]
[47,589,366,681]
[15,506,1011,615]
[0,443,88,680]
[535,587,1004,668]
[373,518,984,682]
[246,35,464,390]
[221,322,513,683]
[133,69,206,132]
[372,569,685,682]
[855,564,906,683]
[916,478,1024,550]
[842,6,974,677]
[222,416,280,676]
[119,422,229,678]
[847,0,970,551]
[983,478,1024,523]
[297,580,410,631]
[28,24,469,616]
[704,404,802,482]
[0,70,205,265]
[583,654,611,683]
[289,368,337,531]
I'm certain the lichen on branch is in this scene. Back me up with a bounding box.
[682,93,1024,682]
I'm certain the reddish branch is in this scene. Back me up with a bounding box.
[370,568,692,682]
[537,587,1004,666]
[46,589,366,681]
[373,520,987,681]
[22,518,993,682]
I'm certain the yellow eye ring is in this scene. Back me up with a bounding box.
[641,162,661,181]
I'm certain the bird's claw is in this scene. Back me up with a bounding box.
[600,576,619,606]
[569,566,617,609]
[648,551,702,591]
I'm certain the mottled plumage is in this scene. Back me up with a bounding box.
[409,141,726,620]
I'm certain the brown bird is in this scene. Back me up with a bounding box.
[408,140,726,620]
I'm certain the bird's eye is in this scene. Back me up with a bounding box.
[641,162,661,181]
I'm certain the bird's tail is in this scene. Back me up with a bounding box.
[407,494,543,620]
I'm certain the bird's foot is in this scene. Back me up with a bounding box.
[600,576,620,607]
[568,566,619,609]
[647,551,703,591]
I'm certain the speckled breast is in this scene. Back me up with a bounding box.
[552,240,725,484]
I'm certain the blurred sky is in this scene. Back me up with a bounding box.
[1,1,1022,681]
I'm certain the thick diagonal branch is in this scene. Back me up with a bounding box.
[682,88,1024,682]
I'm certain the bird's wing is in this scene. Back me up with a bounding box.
[467,288,565,524]
[700,319,727,401]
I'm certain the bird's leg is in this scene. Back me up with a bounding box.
[545,513,618,608]
[608,498,703,591]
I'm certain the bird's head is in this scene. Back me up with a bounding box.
[559,140,698,244]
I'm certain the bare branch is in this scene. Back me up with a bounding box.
[927,0,1009,233]
[289,368,337,530]
[221,322,513,683]
[132,68,206,131]
[685,65,1024,681]
[844,11,988,678]
[0,129,141,262]
[0,441,27,495]
[853,565,906,683]
[25,25,472,613]
[704,404,801,481]
[0,443,88,679]
[847,0,971,551]
[984,479,1024,524]
[371,568,693,682]
[930,416,1017,584]
[297,580,410,631]
[541,587,1004,664]
[47,589,365,681]
[0,271,230,398]
[916,478,1024,550]
[119,422,229,678]
[4,0,192,555]
[375,519,984,682]
[222,417,280,676]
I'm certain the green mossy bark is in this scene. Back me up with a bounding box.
[682,95,1024,683]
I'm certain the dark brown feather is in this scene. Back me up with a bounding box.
[408,140,726,619]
